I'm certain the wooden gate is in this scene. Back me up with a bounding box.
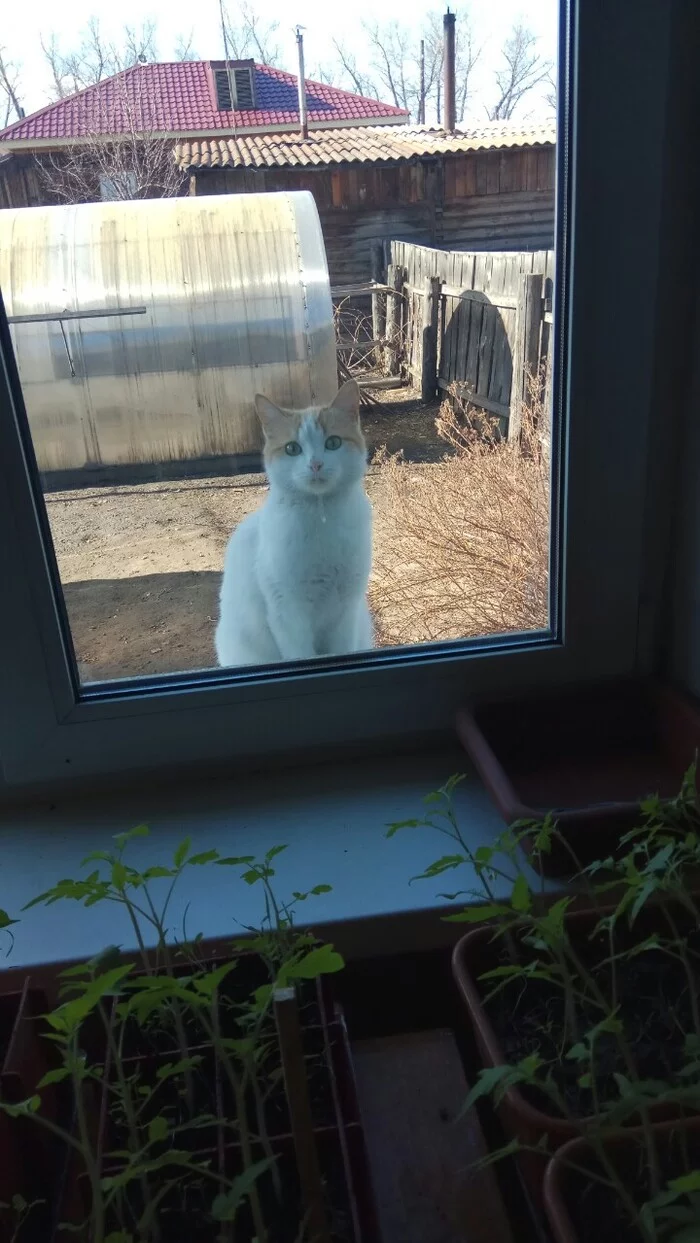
[387,241,554,435]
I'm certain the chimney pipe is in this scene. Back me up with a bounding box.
[296,26,308,140]
[443,9,456,134]
[418,39,425,125]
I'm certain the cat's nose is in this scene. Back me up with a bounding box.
[310,459,323,474]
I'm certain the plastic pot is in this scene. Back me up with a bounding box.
[452,907,699,1205]
[456,677,700,876]
[0,982,65,1238]
[58,967,378,1242]
[544,1118,700,1243]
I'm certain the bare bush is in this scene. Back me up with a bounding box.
[37,67,185,204]
[370,380,550,646]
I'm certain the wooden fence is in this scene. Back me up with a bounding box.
[383,240,554,436]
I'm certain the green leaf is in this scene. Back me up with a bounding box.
[210,1158,275,1221]
[148,1116,169,1145]
[614,1073,633,1097]
[11,1195,27,1213]
[464,1065,514,1110]
[47,964,133,1031]
[411,855,466,883]
[385,819,423,838]
[173,838,191,868]
[566,1043,588,1063]
[37,1067,72,1089]
[0,1097,41,1118]
[192,962,238,996]
[511,874,531,913]
[630,876,657,923]
[478,965,523,981]
[155,1056,203,1081]
[216,856,255,866]
[100,1150,195,1191]
[113,824,149,850]
[142,866,174,880]
[669,1171,700,1194]
[111,861,128,889]
[645,843,675,874]
[310,884,332,895]
[188,850,220,866]
[81,851,112,866]
[0,910,17,929]
[283,945,344,980]
[443,903,511,923]
[265,845,288,863]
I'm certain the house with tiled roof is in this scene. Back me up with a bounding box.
[0,59,555,286]
[0,58,407,210]
[0,59,407,146]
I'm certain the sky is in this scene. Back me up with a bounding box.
[3,0,558,123]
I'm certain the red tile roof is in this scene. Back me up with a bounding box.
[0,62,407,144]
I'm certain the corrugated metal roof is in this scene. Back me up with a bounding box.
[177,123,556,169]
[0,62,407,144]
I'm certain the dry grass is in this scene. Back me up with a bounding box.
[369,381,550,646]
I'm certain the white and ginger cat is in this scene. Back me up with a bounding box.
[215,379,373,667]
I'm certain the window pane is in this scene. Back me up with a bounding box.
[0,2,558,686]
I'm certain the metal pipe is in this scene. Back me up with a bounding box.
[419,39,426,125]
[7,307,147,324]
[443,8,456,134]
[296,27,308,140]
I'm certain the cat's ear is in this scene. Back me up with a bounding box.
[330,379,360,421]
[255,394,288,435]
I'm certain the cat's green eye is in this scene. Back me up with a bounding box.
[325,435,342,451]
[285,441,302,456]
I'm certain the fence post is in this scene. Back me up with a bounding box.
[421,275,442,402]
[510,273,543,442]
[370,241,386,371]
[384,264,404,376]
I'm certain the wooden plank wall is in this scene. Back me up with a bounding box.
[192,147,555,286]
[389,240,554,420]
[0,155,44,209]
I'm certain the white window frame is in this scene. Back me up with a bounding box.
[0,1,684,796]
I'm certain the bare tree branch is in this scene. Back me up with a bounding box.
[330,7,480,126]
[544,66,557,118]
[0,46,23,126]
[487,23,551,121]
[36,67,185,205]
[330,39,379,99]
[41,19,159,100]
[308,63,334,86]
[40,34,70,100]
[222,1,282,66]
[120,21,158,69]
[363,22,415,112]
[174,32,199,62]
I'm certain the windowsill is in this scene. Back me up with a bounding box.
[0,745,542,977]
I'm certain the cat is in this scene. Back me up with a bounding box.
[215,379,373,667]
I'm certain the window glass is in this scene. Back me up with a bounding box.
[0,1,557,686]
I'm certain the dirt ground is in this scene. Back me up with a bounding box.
[44,393,446,683]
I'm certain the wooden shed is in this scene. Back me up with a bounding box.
[177,123,556,287]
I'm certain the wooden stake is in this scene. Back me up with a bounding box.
[274,987,332,1243]
[421,275,442,401]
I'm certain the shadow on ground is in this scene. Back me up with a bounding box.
[63,571,221,683]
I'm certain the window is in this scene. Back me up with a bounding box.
[0,1,688,794]
[213,62,256,111]
[99,171,138,200]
